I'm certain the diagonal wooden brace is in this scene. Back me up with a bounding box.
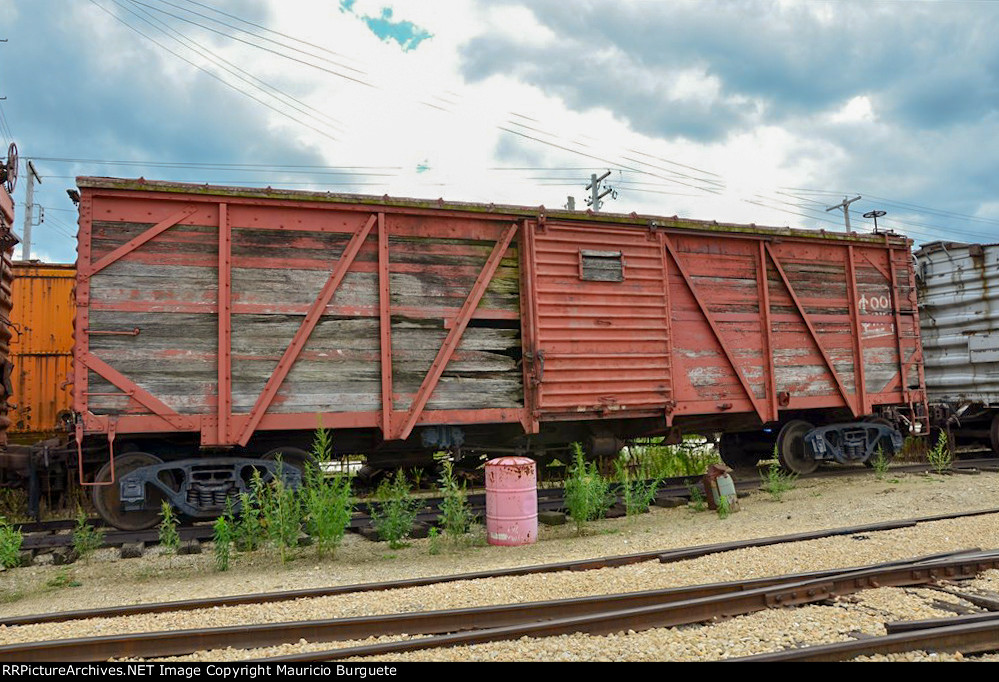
[88,205,199,275]
[236,214,378,446]
[81,352,194,431]
[764,243,857,416]
[663,236,768,425]
[395,222,518,442]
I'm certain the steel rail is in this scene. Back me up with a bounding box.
[729,619,999,662]
[257,550,999,663]
[0,549,982,663]
[886,611,999,635]
[6,508,999,629]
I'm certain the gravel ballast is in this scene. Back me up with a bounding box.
[2,468,999,661]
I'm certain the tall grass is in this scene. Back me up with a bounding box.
[435,454,474,544]
[370,470,421,549]
[628,437,720,478]
[0,516,23,568]
[158,502,180,554]
[927,430,952,474]
[72,507,104,561]
[564,443,613,534]
[615,451,663,516]
[762,454,798,502]
[259,455,302,562]
[301,428,353,558]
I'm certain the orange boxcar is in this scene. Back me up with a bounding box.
[9,262,75,440]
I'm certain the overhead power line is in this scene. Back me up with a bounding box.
[88,0,341,143]
[126,0,375,88]
[122,0,346,134]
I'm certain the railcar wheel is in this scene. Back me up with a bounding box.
[990,414,999,457]
[718,433,764,469]
[92,452,167,531]
[776,420,818,475]
[263,447,315,476]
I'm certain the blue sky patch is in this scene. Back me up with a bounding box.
[339,3,432,52]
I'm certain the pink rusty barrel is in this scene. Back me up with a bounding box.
[485,456,537,546]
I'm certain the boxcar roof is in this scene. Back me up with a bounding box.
[77,176,911,247]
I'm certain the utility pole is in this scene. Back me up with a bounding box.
[22,160,41,260]
[825,195,862,231]
[585,170,617,212]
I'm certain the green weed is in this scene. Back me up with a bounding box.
[435,454,474,544]
[564,443,613,534]
[615,453,663,516]
[628,437,720,478]
[72,508,104,561]
[213,514,233,572]
[46,568,81,589]
[762,456,798,502]
[158,502,180,554]
[235,481,263,553]
[927,430,952,475]
[687,484,707,512]
[370,470,421,549]
[428,526,441,555]
[716,493,731,520]
[871,446,891,480]
[260,456,302,562]
[0,516,23,568]
[301,428,353,558]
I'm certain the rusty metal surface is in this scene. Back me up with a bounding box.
[733,617,999,662]
[916,241,999,406]
[8,263,75,437]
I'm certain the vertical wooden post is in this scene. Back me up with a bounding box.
[218,203,232,443]
[378,212,393,438]
[845,245,868,415]
[757,241,778,423]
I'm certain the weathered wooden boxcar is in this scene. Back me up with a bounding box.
[74,177,925,528]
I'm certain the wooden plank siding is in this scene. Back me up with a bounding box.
[81,195,523,441]
[74,178,924,448]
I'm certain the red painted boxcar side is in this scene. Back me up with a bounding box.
[72,178,925,523]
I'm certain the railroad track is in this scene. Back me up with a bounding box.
[5,507,999,662]
[16,458,999,553]
[2,548,997,662]
[6,506,999,629]
[732,612,999,661]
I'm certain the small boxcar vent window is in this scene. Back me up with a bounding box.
[580,250,624,282]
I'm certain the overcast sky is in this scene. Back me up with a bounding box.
[0,0,996,263]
